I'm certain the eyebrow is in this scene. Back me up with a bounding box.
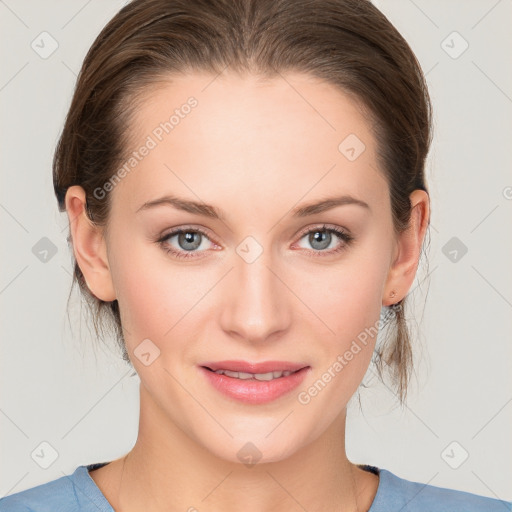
[135,194,370,219]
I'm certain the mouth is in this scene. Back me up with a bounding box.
[200,360,308,380]
[198,360,311,404]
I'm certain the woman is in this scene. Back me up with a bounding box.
[1,0,509,510]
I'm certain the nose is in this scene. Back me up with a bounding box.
[219,246,291,345]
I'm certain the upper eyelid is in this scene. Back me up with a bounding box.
[296,224,350,237]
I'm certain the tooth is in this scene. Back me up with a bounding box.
[282,370,292,377]
[236,372,254,380]
[223,370,239,378]
[254,372,275,381]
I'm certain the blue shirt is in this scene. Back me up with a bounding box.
[0,462,510,511]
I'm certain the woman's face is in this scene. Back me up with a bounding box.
[86,72,414,463]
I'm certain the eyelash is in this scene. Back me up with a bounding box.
[156,224,354,260]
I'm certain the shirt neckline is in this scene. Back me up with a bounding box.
[78,461,387,511]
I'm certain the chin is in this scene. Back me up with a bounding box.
[203,434,302,467]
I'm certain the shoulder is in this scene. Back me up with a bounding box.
[0,471,78,512]
[370,467,512,512]
[0,463,113,512]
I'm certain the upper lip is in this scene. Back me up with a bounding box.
[201,360,308,373]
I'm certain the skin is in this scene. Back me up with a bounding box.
[65,71,429,512]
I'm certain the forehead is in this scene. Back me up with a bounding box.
[112,71,388,218]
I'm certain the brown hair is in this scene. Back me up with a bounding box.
[54,0,432,405]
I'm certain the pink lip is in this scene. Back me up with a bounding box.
[199,362,311,405]
[200,360,307,373]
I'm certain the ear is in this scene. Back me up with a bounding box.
[65,185,116,302]
[382,189,430,306]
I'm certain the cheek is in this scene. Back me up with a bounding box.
[305,259,386,340]
[109,237,212,355]
[295,249,388,391]
[300,275,381,411]
[108,237,174,337]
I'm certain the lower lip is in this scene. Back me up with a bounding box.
[199,366,310,404]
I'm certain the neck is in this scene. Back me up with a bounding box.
[105,384,375,512]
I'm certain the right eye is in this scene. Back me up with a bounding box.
[157,226,217,260]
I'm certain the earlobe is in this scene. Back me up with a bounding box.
[382,189,430,307]
[65,185,116,302]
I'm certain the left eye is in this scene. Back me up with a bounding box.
[295,225,354,255]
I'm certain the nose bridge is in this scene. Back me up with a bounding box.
[219,238,290,342]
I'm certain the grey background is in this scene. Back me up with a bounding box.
[1,0,511,503]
